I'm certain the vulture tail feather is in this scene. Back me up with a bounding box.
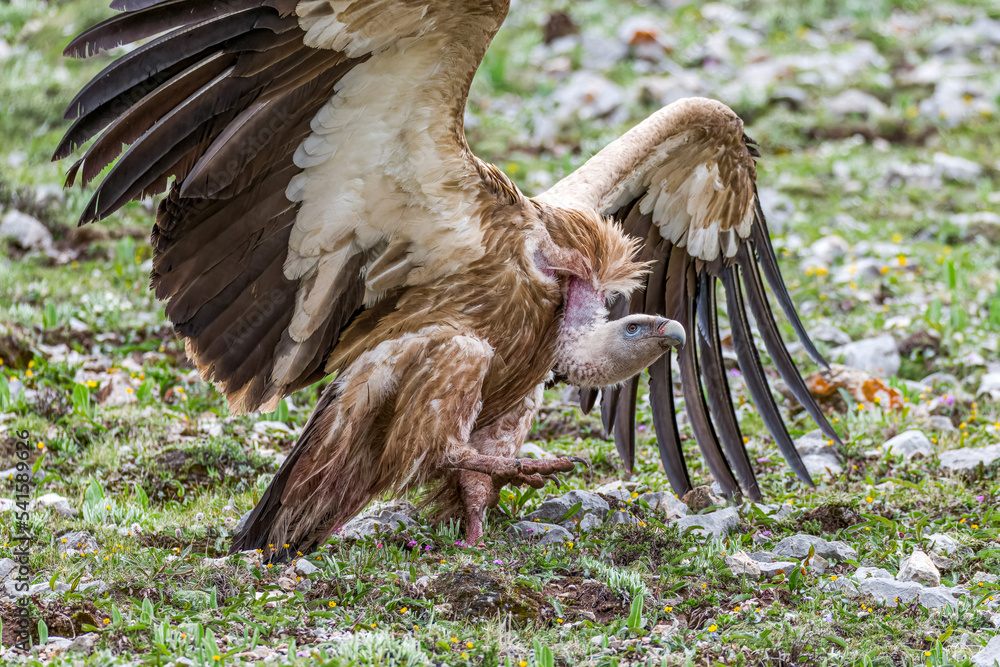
[750,199,828,367]
[736,244,843,446]
[613,375,639,472]
[695,271,761,500]
[579,387,598,415]
[672,254,740,497]
[720,266,815,486]
[647,352,691,497]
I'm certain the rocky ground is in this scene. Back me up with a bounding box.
[0,0,999,665]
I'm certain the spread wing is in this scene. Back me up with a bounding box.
[56,0,512,414]
[536,97,842,501]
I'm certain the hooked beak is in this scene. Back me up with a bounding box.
[654,318,686,349]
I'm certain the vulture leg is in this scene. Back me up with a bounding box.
[455,386,546,546]
[232,330,494,562]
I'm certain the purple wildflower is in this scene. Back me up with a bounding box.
[943,394,955,407]
[976,495,985,502]
[729,369,742,377]
[407,540,418,547]
[493,559,503,565]
[823,613,832,622]
[761,530,772,537]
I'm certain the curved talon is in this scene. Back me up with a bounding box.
[565,455,590,467]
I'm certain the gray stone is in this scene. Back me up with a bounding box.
[525,490,609,525]
[853,578,922,606]
[854,566,894,580]
[773,534,857,562]
[45,636,73,651]
[973,635,1000,667]
[940,444,1000,473]
[675,507,739,539]
[69,633,97,653]
[897,550,940,586]
[725,551,761,580]
[0,210,52,251]
[637,491,688,521]
[58,531,97,555]
[508,520,572,546]
[830,335,900,377]
[919,586,968,610]
[295,559,320,576]
[933,152,982,182]
[0,558,15,581]
[973,572,999,585]
[883,430,933,460]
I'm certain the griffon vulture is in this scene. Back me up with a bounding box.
[57,0,839,559]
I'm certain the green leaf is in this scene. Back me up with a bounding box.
[558,501,583,524]
[38,619,48,646]
[824,635,847,648]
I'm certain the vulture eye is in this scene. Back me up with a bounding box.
[626,323,639,334]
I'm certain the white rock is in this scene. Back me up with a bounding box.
[933,152,983,182]
[508,520,572,546]
[830,335,900,377]
[0,210,52,251]
[773,534,857,562]
[675,507,738,539]
[636,491,688,521]
[552,71,624,122]
[978,369,1000,400]
[801,453,844,478]
[926,533,961,556]
[940,444,1000,473]
[854,566,894,580]
[593,480,632,503]
[973,635,1000,667]
[808,326,852,347]
[826,89,887,118]
[807,234,850,267]
[882,431,933,460]
[897,550,940,586]
[725,551,761,580]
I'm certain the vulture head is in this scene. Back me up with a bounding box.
[556,313,685,388]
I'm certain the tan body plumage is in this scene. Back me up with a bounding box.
[59,0,837,559]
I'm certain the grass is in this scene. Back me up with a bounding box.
[1,0,999,665]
